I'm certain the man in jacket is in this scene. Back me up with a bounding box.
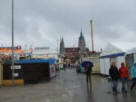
[109,62,120,93]
[130,62,136,91]
[85,63,93,86]
[119,62,129,93]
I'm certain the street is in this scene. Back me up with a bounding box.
[0,69,136,102]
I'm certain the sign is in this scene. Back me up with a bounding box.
[14,73,19,77]
[50,64,56,78]
[11,65,21,69]
[35,47,50,50]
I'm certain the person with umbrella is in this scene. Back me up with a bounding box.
[82,61,94,86]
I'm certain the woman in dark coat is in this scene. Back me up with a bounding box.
[109,62,120,93]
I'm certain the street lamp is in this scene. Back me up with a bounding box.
[11,0,15,86]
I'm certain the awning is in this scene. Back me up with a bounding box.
[16,59,55,64]
[100,52,125,58]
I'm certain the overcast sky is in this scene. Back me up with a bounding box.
[0,0,136,51]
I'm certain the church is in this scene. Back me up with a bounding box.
[59,31,89,61]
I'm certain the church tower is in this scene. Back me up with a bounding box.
[78,30,86,55]
[59,37,65,56]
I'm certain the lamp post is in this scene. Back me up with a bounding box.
[11,0,15,86]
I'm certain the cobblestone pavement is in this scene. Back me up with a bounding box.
[0,69,136,102]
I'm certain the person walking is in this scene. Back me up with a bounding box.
[109,62,120,94]
[76,63,80,73]
[85,63,93,86]
[119,62,129,93]
[130,62,136,91]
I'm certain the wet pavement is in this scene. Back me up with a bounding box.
[0,68,136,102]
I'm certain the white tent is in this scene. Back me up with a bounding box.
[100,44,125,75]
[126,48,136,54]
[32,47,58,59]
[126,48,136,62]
[125,48,136,69]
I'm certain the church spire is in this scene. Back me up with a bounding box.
[60,37,65,56]
[80,28,83,37]
[62,37,64,42]
[78,30,86,55]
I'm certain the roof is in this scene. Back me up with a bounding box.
[0,46,21,50]
[16,59,55,64]
[100,52,125,58]
[100,43,124,58]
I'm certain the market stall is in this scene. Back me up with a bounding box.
[100,44,125,75]
[2,59,56,86]
[126,48,136,70]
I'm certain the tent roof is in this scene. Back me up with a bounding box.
[16,59,55,64]
[100,43,124,57]
[126,48,136,54]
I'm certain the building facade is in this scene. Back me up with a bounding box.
[32,47,57,59]
[59,31,89,60]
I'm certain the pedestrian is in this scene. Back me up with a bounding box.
[109,62,120,94]
[64,63,66,70]
[85,63,92,86]
[119,62,129,93]
[76,63,80,73]
[68,64,70,69]
[130,62,136,91]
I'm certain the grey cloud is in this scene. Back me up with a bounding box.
[0,0,136,51]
